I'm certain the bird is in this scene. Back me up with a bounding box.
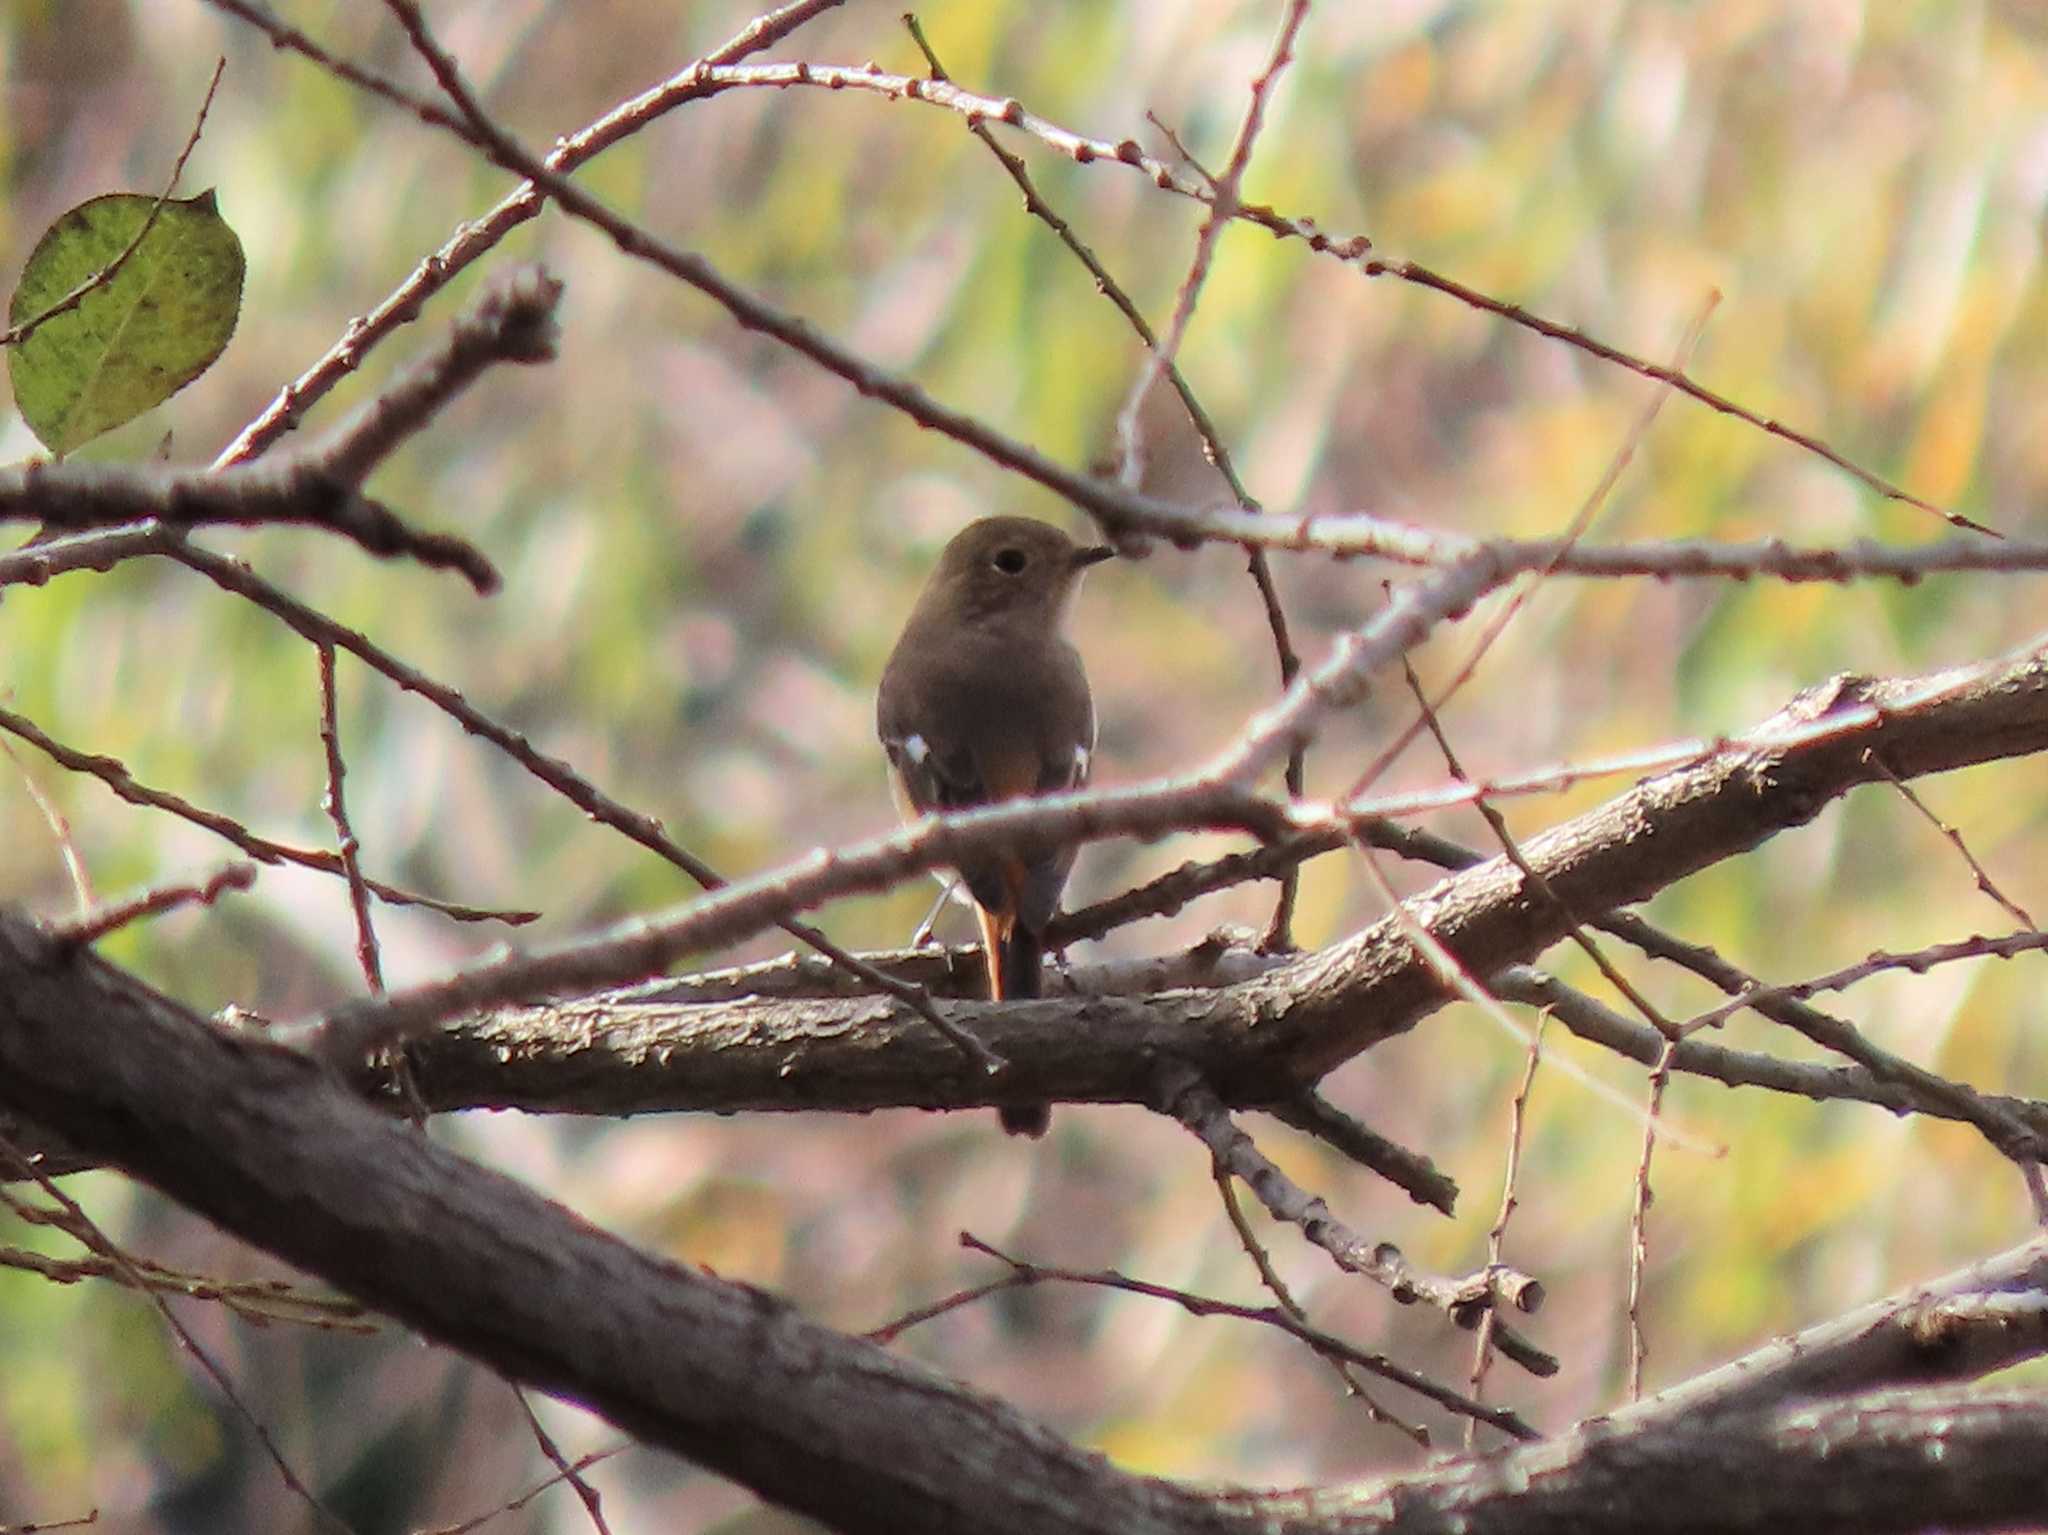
[877,515,1113,1135]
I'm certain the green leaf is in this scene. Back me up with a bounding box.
[7,189,245,455]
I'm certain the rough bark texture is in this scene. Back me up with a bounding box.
[394,653,2048,1122]
[0,917,1229,1535]
[4,914,2048,1534]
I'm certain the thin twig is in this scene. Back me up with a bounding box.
[1350,827,1717,1157]
[1868,751,2036,928]
[414,1448,628,1535]
[511,1388,612,1535]
[317,644,383,993]
[1153,1062,1555,1374]
[0,736,94,912]
[1398,655,1687,1044]
[1467,1017,1545,1448]
[1677,929,2048,1040]
[0,1508,101,1533]
[208,13,2048,563]
[42,862,255,948]
[0,702,536,925]
[215,0,851,468]
[1113,0,1312,490]
[1,59,226,348]
[1212,1170,1431,1448]
[1350,293,1719,803]
[1627,1038,1679,1400]
[0,1136,349,1532]
[1360,254,1991,536]
[0,1233,373,1332]
[195,33,1976,535]
[1498,964,2048,1150]
[878,1231,1538,1438]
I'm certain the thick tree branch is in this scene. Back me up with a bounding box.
[1256,1385,2048,1533]
[0,914,1223,1535]
[1621,1233,2048,1422]
[3,914,2046,1535]
[394,645,2048,1124]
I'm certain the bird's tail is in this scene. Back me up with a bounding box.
[1000,925,1043,1002]
[980,910,1052,1137]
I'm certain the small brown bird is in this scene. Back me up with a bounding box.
[877,516,1113,1136]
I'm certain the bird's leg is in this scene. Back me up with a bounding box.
[910,876,960,947]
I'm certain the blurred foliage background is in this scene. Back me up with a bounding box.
[4,0,2048,1529]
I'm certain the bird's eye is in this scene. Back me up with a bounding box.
[992,547,1028,575]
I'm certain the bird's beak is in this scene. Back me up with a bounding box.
[1073,544,1116,569]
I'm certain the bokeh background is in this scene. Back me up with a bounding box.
[5,1,2048,1529]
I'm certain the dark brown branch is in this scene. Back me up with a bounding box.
[1620,1233,2048,1423]
[1257,1386,2048,1533]
[42,861,255,948]
[9,913,2047,1535]
[1154,1064,1555,1377]
[1497,964,2048,1143]
[0,458,495,591]
[0,702,537,926]
[0,913,1213,1535]
[215,0,851,467]
[391,646,2048,1129]
[204,3,2022,573]
[1259,1095,1459,1215]
[2,266,564,595]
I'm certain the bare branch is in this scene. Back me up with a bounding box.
[316,644,383,994]
[1869,752,2036,927]
[200,4,2001,565]
[1154,1062,1554,1373]
[1682,927,2048,1041]
[8,916,2048,1535]
[0,458,496,591]
[509,1387,613,1535]
[0,702,537,926]
[0,1237,371,1332]
[0,1133,346,1531]
[215,0,852,467]
[316,264,562,486]
[381,643,2048,1131]
[1259,1095,1459,1215]
[1621,1233,2048,1422]
[1208,1175,1435,1448]
[1627,1039,1678,1400]
[416,1447,626,1535]
[42,861,255,948]
[1,59,226,349]
[1112,0,1312,488]
[1467,1019,1546,1443]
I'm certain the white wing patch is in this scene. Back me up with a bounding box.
[902,733,932,766]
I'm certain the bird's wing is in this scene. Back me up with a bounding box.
[882,726,991,815]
